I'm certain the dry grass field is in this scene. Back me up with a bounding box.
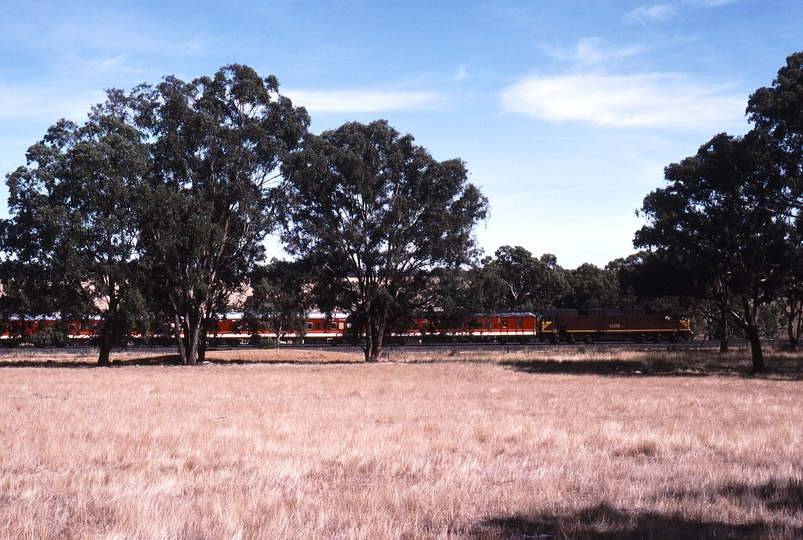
[0,346,801,539]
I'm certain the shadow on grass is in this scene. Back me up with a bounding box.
[469,484,803,539]
[0,354,185,368]
[0,354,362,368]
[668,478,803,514]
[502,355,803,380]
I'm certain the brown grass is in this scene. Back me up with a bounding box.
[0,348,801,539]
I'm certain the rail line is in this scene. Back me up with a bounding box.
[0,340,772,359]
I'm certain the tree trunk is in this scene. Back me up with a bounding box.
[369,302,390,362]
[173,313,188,365]
[786,296,800,352]
[369,321,383,361]
[365,318,378,362]
[97,320,114,366]
[361,301,375,363]
[719,309,729,353]
[198,326,207,363]
[185,316,202,366]
[98,284,119,366]
[746,325,765,373]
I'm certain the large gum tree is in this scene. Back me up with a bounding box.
[635,131,788,372]
[131,64,309,365]
[1,92,149,364]
[281,120,489,362]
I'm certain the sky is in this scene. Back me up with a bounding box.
[1,0,801,269]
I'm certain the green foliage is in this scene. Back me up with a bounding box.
[561,262,620,310]
[471,246,569,313]
[634,131,788,371]
[630,52,803,369]
[27,325,69,348]
[0,92,149,364]
[243,258,311,343]
[281,120,488,361]
[747,52,803,351]
[130,64,309,365]
[248,335,279,349]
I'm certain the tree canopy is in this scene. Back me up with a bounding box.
[0,64,309,365]
[281,120,489,361]
[474,246,569,313]
[130,64,309,365]
[1,93,149,364]
[635,131,790,371]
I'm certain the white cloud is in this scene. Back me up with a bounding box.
[541,37,645,65]
[625,0,737,25]
[454,65,468,81]
[624,5,677,24]
[285,89,446,113]
[500,72,746,130]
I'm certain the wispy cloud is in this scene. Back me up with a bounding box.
[624,5,677,24]
[453,65,468,82]
[285,89,446,113]
[541,37,645,66]
[625,0,737,25]
[500,72,745,130]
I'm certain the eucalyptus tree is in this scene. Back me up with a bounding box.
[635,131,788,372]
[748,52,803,351]
[130,64,309,365]
[0,91,149,363]
[561,263,621,310]
[281,120,488,361]
[476,246,569,313]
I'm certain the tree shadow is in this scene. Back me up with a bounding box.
[502,359,648,377]
[469,485,803,539]
[0,354,363,368]
[0,353,185,368]
[503,357,803,380]
[665,478,803,514]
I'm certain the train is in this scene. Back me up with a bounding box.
[0,308,692,347]
[538,308,692,344]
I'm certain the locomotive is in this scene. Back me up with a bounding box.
[0,308,692,347]
[538,308,692,343]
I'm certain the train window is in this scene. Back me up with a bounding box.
[502,320,508,327]
[315,323,321,330]
[330,322,337,330]
[517,319,523,327]
[307,322,313,330]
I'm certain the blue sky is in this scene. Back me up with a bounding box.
[1,0,801,268]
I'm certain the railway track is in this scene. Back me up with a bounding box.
[0,340,767,358]
[273,340,756,355]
